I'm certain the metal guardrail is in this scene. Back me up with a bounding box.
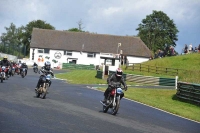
[176,82,200,103]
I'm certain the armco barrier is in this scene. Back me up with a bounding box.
[176,82,200,103]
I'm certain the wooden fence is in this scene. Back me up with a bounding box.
[125,63,183,76]
[108,71,177,87]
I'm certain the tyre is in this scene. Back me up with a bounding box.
[1,77,3,83]
[41,84,48,99]
[21,72,25,78]
[36,92,40,98]
[111,97,120,115]
[103,105,109,113]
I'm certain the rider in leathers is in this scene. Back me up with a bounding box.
[0,56,11,77]
[35,61,54,92]
[20,63,28,76]
[102,68,128,103]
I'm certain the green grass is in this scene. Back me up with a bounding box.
[55,53,200,122]
[98,87,200,122]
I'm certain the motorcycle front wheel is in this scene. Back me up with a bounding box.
[41,84,49,99]
[111,97,120,115]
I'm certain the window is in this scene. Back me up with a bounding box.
[44,48,50,54]
[38,49,49,54]
[38,49,44,53]
[87,53,96,58]
[65,51,72,56]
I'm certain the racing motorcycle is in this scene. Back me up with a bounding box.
[33,66,38,73]
[100,82,125,115]
[36,71,52,99]
[20,68,27,78]
[0,66,8,83]
[11,66,15,76]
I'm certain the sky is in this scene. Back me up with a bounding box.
[0,0,200,54]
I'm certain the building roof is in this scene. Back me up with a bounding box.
[30,28,152,57]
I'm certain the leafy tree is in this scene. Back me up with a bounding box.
[67,28,84,32]
[23,20,55,56]
[0,23,24,55]
[136,10,179,53]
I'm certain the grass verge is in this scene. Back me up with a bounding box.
[55,69,200,122]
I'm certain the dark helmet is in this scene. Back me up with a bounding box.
[44,61,51,71]
[116,68,123,77]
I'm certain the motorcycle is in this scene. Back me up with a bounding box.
[100,82,124,115]
[11,66,15,76]
[33,66,38,73]
[20,68,27,78]
[15,66,20,75]
[36,71,52,99]
[0,66,8,82]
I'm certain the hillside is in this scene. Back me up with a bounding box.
[124,53,200,84]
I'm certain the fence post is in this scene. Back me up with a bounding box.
[132,64,134,71]
[140,64,141,72]
[175,76,178,90]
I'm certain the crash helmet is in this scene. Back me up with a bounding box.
[3,56,7,61]
[116,68,123,77]
[44,61,51,71]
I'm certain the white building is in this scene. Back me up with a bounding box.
[30,28,152,70]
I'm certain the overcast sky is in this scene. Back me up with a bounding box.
[0,0,200,54]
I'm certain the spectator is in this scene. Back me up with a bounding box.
[194,47,198,52]
[158,49,164,58]
[184,44,188,54]
[189,43,193,53]
[198,44,200,53]
[169,46,175,56]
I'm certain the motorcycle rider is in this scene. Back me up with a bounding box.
[35,61,54,92]
[20,62,28,76]
[101,68,128,103]
[0,56,11,77]
[33,62,38,67]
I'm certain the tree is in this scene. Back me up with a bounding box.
[136,10,179,53]
[66,19,85,32]
[23,20,55,56]
[67,28,83,32]
[0,23,24,55]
